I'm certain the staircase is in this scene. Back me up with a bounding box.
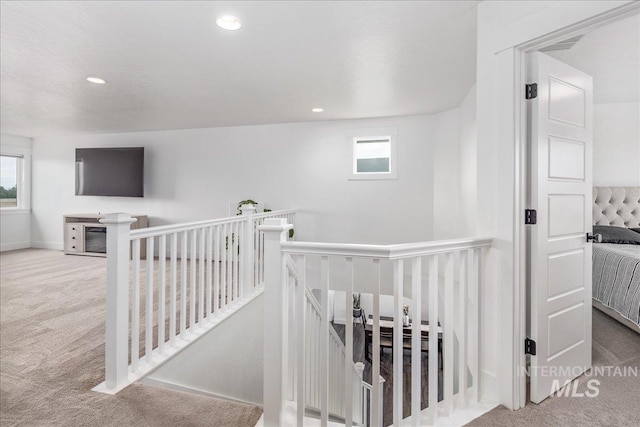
[92,207,296,393]
[94,210,497,426]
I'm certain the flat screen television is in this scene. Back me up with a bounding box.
[75,147,144,197]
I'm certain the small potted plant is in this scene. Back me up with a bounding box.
[403,304,410,327]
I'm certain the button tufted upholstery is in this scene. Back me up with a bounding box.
[592,187,640,228]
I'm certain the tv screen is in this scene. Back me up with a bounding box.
[75,147,144,197]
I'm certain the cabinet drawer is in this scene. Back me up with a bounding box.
[66,224,83,252]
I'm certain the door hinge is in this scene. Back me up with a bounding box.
[525,338,537,355]
[526,83,538,99]
[525,209,537,225]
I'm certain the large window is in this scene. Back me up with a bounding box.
[0,155,20,208]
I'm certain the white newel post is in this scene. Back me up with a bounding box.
[99,213,137,391]
[240,204,257,296]
[259,218,293,427]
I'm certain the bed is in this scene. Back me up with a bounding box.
[592,187,640,333]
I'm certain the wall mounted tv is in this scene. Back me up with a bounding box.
[75,147,144,197]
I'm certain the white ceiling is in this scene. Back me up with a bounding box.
[545,13,640,104]
[0,1,478,137]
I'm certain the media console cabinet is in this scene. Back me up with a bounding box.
[63,214,148,257]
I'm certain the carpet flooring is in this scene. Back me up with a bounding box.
[0,249,262,427]
[468,308,640,427]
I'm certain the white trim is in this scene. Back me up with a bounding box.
[31,241,64,251]
[0,208,30,216]
[140,377,263,407]
[281,237,492,259]
[0,241,30,252]
[346,127,398,180]
[0,144,32,212]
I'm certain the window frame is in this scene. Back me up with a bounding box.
[0,145,31,213]
[347,127,398,181]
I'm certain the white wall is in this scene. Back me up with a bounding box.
[593,102,640,186]
[0,133,32,252]
[144,293,264,405]
[31,115,436,249]
[459,85,478,237]
[430,85,477,240]
[432,109,462,240]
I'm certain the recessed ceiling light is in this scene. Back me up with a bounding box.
[86,77,106,84]
[216,15,242,31]
[311,108,324,113]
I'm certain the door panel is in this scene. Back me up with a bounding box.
[548,195,584,237]
[548,249,585,299]
[548,137,585,180]
[528,51,593,404]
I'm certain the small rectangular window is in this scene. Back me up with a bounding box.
[355,138,391,173]
[349,131,397,180]
[0,155,20,208]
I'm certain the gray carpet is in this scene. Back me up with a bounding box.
[468,308,640,427]
[0,249,262,427]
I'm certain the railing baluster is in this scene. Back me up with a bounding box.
[320,256,329,427]
[221,223,227,309]
[471,249,480,404]
[345,257,354,427]
[145,236,154,363]
[372,259,381,427]
[296,255,307,426]
[214,225,220,312]
[234,221,239,301]
[428,254,439,425]
[206,226,213,317]
[444,252,454,415]
[158,235,166,354]
[190,229,196,329]
[180,231,187,336]
[170,233,177,343]
[393,258,403,426]
[198,228,205,323]
[458,250,468,408]
[131,239,141,371]
[238,221,243,299]
[411,257,422,427]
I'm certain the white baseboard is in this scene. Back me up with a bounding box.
[0,241,31,252]
[140,377,262,408]
[31,241,64,250]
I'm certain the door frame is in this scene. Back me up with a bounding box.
[512,3,640,409]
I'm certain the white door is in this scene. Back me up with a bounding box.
[527,51,593,404]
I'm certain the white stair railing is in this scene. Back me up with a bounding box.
[359,369,386,427]
[285,257,364,422]
[94,209,296,394]
[259,217,491,427]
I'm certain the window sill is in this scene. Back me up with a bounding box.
[0,208,31,216]
[348,173,398,181]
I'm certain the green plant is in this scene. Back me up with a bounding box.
[236,199,258,215]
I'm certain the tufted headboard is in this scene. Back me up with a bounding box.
[593,187,640,228]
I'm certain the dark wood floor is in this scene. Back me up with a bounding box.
[331,321,443,427]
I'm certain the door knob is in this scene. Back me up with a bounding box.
[586,233,602,243]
